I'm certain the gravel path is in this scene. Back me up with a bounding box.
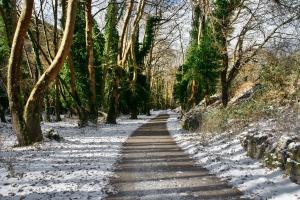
[104,114,245,200]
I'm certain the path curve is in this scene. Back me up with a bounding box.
[104,114,245,200]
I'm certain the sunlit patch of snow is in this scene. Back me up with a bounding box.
[167,111,300,200]
[0,111,159,200]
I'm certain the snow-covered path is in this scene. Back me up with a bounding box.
[104,114,244,200]
[0,113,159,200]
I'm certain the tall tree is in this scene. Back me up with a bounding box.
[7,0,77,146]
[104,0,119,124]
[53,0,62,121]
[214,0,297,106]
[85,0,98,123]
[7,0,35,146]
[173,1,219,111]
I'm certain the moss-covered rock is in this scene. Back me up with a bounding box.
[241,130,272,159]
[287,142,300,183]
[275,135,294,169]
[182,109,202,131]
[241,131,300,184]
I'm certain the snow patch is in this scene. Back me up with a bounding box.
[0,112,159,200]
[167,111,300,200]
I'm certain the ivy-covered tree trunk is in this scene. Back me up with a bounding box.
[129,27,139,120]
[188,79,197,108]
[104,0,119,124]
[67,55,88,127]
[130,92,138,119]
[144,82,151,116]
[106,70,120,124]
[85,0,98,123]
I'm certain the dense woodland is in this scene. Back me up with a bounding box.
[0,0,299,147]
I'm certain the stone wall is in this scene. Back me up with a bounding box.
[240,131,300,184]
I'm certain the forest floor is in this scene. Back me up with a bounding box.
[1,111,300,199]
[0,112,160,200]
[104,114,243,200]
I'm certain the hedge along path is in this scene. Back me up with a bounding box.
[104,114,246,200]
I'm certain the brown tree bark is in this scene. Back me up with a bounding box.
[7,0,35,146]
[127,0,145,119]
[117,0,134,64]
[220,15,295,107]
[29,12,51,121]
[52,0,62,122]
[120,0,145,66]
[85,0,98,123]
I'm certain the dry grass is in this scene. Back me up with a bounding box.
[200,56,299,135]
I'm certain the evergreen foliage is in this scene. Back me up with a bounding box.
[104,0,119,65]
[69,3,89,106]
[174,8,221,110]
[93,21,105,107]
[138,16,160,64]
[124,16,159,116]
[104,0,120,123]
[61,3,105,111]
[0,14,9,67]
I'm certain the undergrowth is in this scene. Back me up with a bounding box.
[200,53,300,134]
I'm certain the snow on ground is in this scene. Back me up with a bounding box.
[167,111,300,200]
[0,111,160,200]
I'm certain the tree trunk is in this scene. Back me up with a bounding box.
[23,0,77,145]
[53,0,62,122]
[55,79,61,121]
[0,104,6,123]
[145,83,151,116]
[61,0,87,126]
[67,55,88,127]
[7,0,36,146]
[41,3,53,60]
[130,106,138,119]
[188,79,197,108]
[220,34,230,107]
[85,0,97,123]
[118,0,134,64]
[44,93,51,122]
[221,81,229,107]
[106,69,120,124]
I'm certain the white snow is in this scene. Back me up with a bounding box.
[0,111,160,200]
[167,111,300,200]
[2,110,299,199]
